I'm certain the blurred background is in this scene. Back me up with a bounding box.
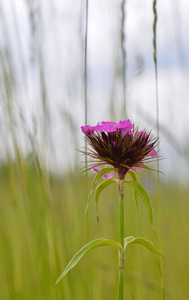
[0,0,189,299]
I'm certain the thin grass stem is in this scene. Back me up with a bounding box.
[153,1,165,299]
[121,0,126,120]
[84,0,91,299]
[84,0,89,216]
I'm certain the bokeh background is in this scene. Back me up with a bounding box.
[0,0,189,299]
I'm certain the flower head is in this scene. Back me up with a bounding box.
[81,120,158,180]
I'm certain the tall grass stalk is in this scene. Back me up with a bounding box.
[153,1,165,299]
[84,0,89,237]
[121,0,126,119]
[26,0,50,156]
[84,0,91,298]
[121,3,143,298]
[9,0,27,88]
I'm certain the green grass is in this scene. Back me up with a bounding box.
[0,159,188,299]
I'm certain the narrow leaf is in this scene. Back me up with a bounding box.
[76,165,95,176]
[124,236,164,257]
[124,180,153,224]
[95,179,116,221]
[56,238,122,284]
[128,171,137,181]
[152,225,158,241]
[92,168,116,190]
[85,168,115,213]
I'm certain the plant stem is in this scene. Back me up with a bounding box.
[118,180,124,300]
[118,269,124,300]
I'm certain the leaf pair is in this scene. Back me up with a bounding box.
[56,236,164,285]
[90,169,153,226]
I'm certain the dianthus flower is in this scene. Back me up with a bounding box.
[56,120,162,296]
[81,120,158,180]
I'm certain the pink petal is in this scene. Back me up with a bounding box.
[93,124,104,131]
[101,121,116,126]
[115,120,133,136]
[103,126,117,132]
[81,125,94,136]
[94,123,116,132]
[115,120,133,130]
[121,127,132,136]
[93,167,102,172]
[132,166,143,171]
[137,130,149,138]
[103,172,116,179]
[149,148,158,157]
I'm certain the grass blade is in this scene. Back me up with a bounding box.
[124,236,164,257]
[56,238,122,284]
[95,179,116,221]
[85,168,116,213]
[124,180,153,224]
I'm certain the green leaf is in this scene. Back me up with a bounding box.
[95,179,116,221]
[152,225,158,241]
[124,180,153,224]
[128,171,137,181]
[92,168,116,190]
[85,168,116,213]
[76,165,95,176]
[56,238,122,284]
[128,171,139,217]
[124,236,164,257]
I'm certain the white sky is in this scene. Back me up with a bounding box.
[0,0,188,182]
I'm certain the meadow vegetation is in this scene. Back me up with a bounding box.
[0,158,188,300]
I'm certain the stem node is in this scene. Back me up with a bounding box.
[118,249,125,270]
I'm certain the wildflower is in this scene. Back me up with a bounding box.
[81,120,158,180]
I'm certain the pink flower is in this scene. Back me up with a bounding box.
[81,120,158,180]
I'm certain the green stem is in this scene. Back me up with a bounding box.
[118,270,124,300]
[118,180,124,300]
